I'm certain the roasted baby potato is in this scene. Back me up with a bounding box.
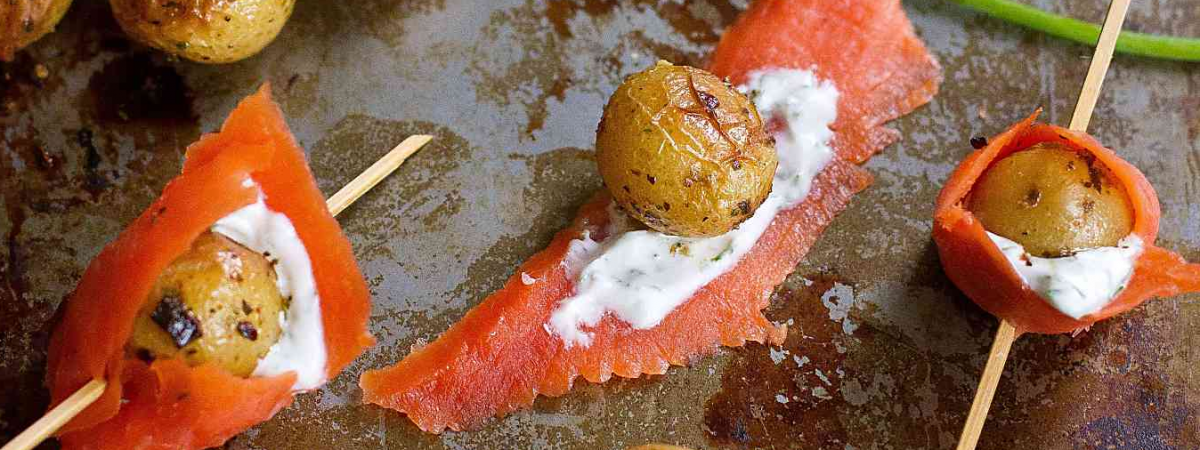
[968,142,1134,257]
[127,231,286,377]
[109,0,294,64]
[0,0,73,61]
[596,61,777,237]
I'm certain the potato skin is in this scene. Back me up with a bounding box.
[0,0,73,61]
[127,231,285,377]
[596,61,777,237]
[109,0,294,64]
[968,142,1134,257]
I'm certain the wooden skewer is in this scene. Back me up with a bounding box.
[955,319,1017,450]
[0,380,105,450]
[1,134,433,450]
[955,1,1131,449]
[327,135,434,216]
[1069,0,1132,133]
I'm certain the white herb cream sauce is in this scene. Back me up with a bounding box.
[213,188,328,391]
[988,232,1142,319]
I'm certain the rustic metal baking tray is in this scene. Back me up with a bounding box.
[2,0,1198,448]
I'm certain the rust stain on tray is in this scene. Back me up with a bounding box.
[86,53,196,125]
[706,270,1200,450]
[705,273,969,450]
[704,277,857,448]
[981,308,1200,449]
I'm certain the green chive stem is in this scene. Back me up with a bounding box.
[950,0,1200,62]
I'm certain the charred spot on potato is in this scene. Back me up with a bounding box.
[241,300,253,315]
[1086,160,1105,193]
[646,174,656,184]
[237,321,259,341]
[697,90,720,111]
[151,294,203,348]
[1022,189,1041,208]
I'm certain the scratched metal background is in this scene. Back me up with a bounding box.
[2,0,1199,449]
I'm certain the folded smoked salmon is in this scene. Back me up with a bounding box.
[361,0,942,433]
[934,111,1200,334]
[47,85,374,449]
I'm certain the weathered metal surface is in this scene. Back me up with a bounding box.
[2,0,1199,449]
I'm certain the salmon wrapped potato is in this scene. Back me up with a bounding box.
[933,111,1200,334]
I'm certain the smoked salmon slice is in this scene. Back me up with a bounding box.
[361,0,941,433]
[47,85,374,449]
[709,0,942,165]
[934,111,1200,334]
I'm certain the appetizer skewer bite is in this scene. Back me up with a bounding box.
[935,112,1200,334]
[14,85,430,450]
[359,0,940,433]
[936,1,1200,448]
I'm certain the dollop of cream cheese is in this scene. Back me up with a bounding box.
[988,232,1143,319]
[213,188,328,391]
[549,68,839,347]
